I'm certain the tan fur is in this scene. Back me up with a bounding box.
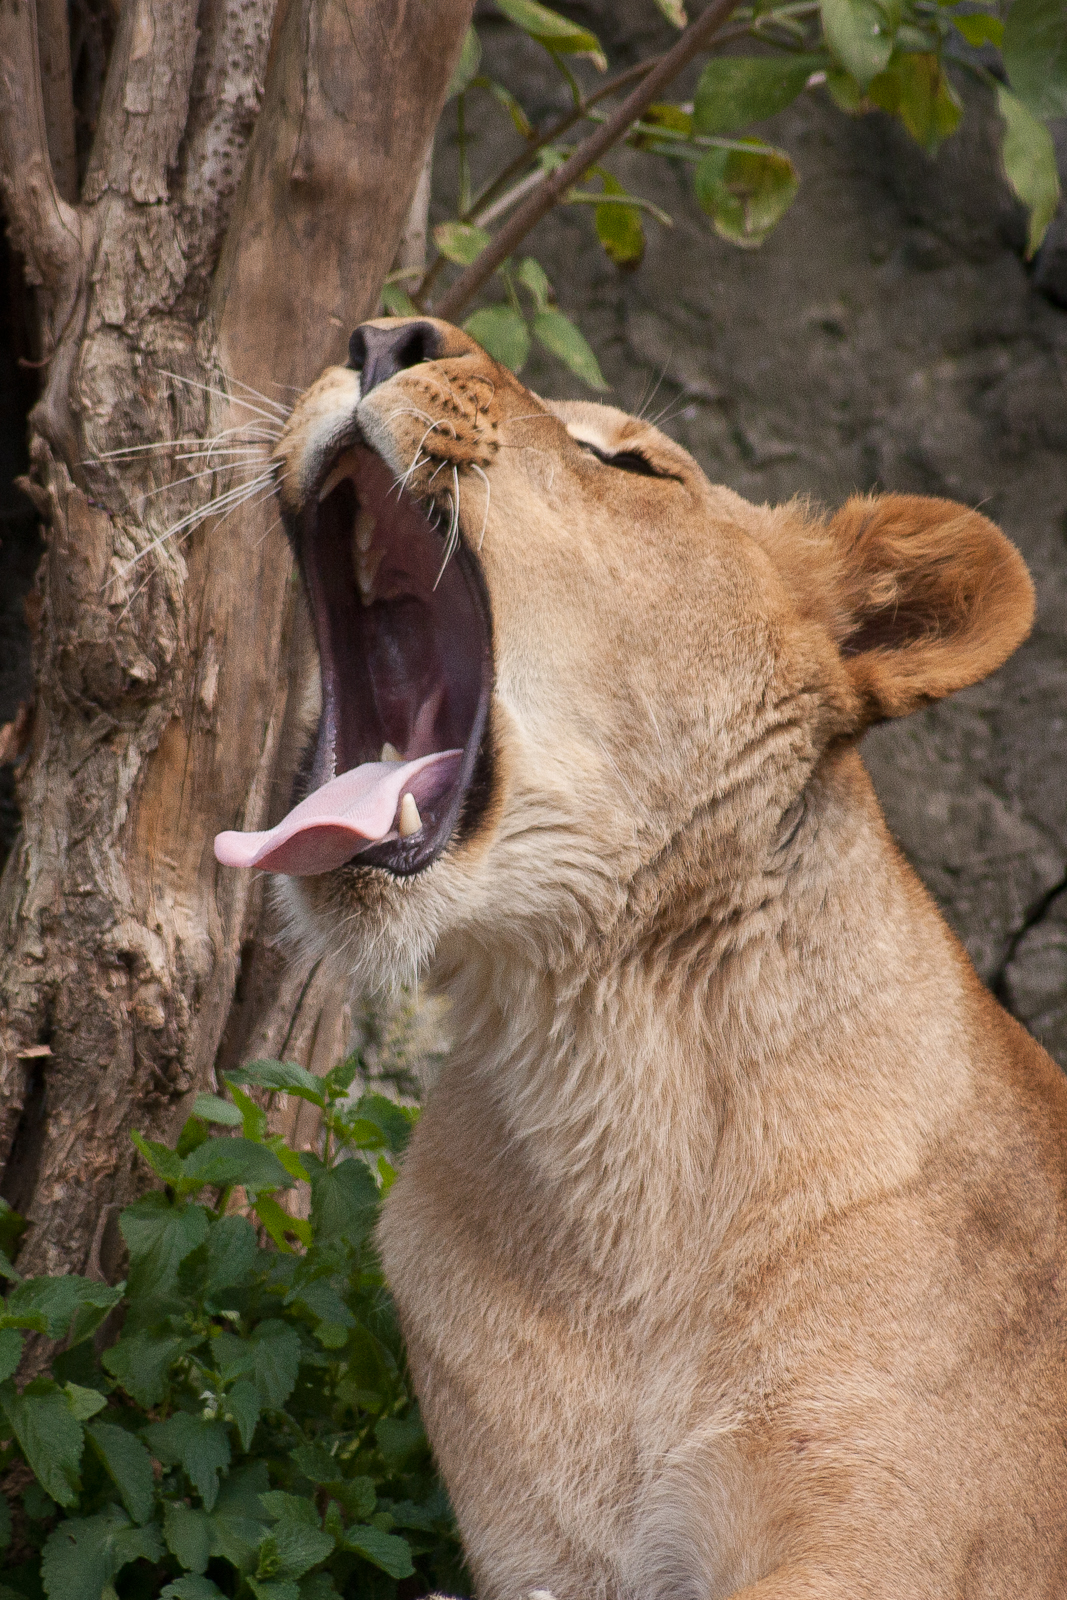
[272,320,1066,1598]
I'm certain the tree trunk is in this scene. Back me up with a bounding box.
[0,0,473,1277]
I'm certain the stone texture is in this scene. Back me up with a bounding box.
[443,6,1067,1062]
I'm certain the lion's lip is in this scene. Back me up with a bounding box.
[215,443,492,879]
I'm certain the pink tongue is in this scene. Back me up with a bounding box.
[214,750,462,875]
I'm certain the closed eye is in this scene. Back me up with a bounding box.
[577,439,680,480]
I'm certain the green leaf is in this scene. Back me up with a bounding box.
[651,0,687,24]
[299,1575,340,1600]
[0,1330,22,1384]
[447,24,482,98]
[176,1116,211,1160]
[260,1491,320,1526]
[143,1414,231,1512]
[693,54,825,134]
[254,1193,312,1253]
[494,0,607,68]
[121,1193,209,1296]
[87,1423,156,1526]
[227,1082,269,1143]
[249,1582,299,1600]
[433,221,491,266]
[694,143,799,247]
[204,1213,258,1296]
[483,78,535,138]
[374,1413,427,1470]
[63,1383,106,1423]
[4,1276,122,1342]
[517,256,551,312]
[0,1495,10,1551]
[321,1055,362,1102]
[225,1379,261,1451]
[226,1059,324,1104]
[820,0,898,87]
[192,1094,242,1128]
[249,1320,302,1409]
[0,1200,27,1262]
[103,1331,190,1408]
[997,84,1061,256]
[267,1138,310,1184]
[163,1500,212,1574]
[1003,0,1067,119]
[824,66,864,110]
[1,1379,84,1506]
[533,309,608,389]
[131,1130,186,1186]
[260,1522,334,1581]
[182,1137,292,1193]
[380,282,418,317]
[350,1094,415,1157]
[344,1525,414,1579]
[42,1508,162,1600]
[595,176,645,266]
[309,1157,379,1247]
[952,11,1003,45]
[867,52,962,152]
[209,1330,254,1384]
[161,1580,226,1600]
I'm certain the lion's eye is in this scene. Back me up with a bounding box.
[577,439,669,479]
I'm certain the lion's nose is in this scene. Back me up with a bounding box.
[348,320,442,396]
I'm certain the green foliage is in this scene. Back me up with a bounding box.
[0,1064,465,1600]
[409,0,1066,387]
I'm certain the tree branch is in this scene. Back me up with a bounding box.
[82,0,202,204]
[0,0,82,301]
[35,0,77,202]
[433,0,743,321]
[177,0,278,275]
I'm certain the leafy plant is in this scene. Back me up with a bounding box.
[0,1060,466,1600]
[401,0,1066,383]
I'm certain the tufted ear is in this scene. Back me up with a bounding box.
[824,494,1035,724]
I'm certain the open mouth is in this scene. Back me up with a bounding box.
[214,444,493,877]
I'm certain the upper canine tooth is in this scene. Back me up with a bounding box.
[398,793,422,837]
[380,742,402,763]
[318,458,351,503]
[355,507,377,552]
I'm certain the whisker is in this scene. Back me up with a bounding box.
[128,459,272,509]
[113,469,275,579]
[115,477,281,618]
[222,373,292,417]
[432,464,462,590]
[154,367,287,428]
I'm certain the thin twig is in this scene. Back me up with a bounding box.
[434,0,742,321]
[413,55,661,308]
[0,0,82,304]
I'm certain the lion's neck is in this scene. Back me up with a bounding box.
[428,747,977,1293]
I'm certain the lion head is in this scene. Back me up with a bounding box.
[214,317,1034,990]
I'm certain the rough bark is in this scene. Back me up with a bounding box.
[0,0,473,1276]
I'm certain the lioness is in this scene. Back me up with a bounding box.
[216,318,1067,1598]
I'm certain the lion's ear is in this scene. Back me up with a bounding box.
[826,494,1035,723]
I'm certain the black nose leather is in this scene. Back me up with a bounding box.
[348,320,442,394]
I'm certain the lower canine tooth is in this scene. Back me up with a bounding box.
[380,742,402,763]
[358,546,383,605]
[398,793,422,837]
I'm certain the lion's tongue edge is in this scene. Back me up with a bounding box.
[214,749,462,875]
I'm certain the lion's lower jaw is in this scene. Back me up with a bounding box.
[270,870,440,994]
